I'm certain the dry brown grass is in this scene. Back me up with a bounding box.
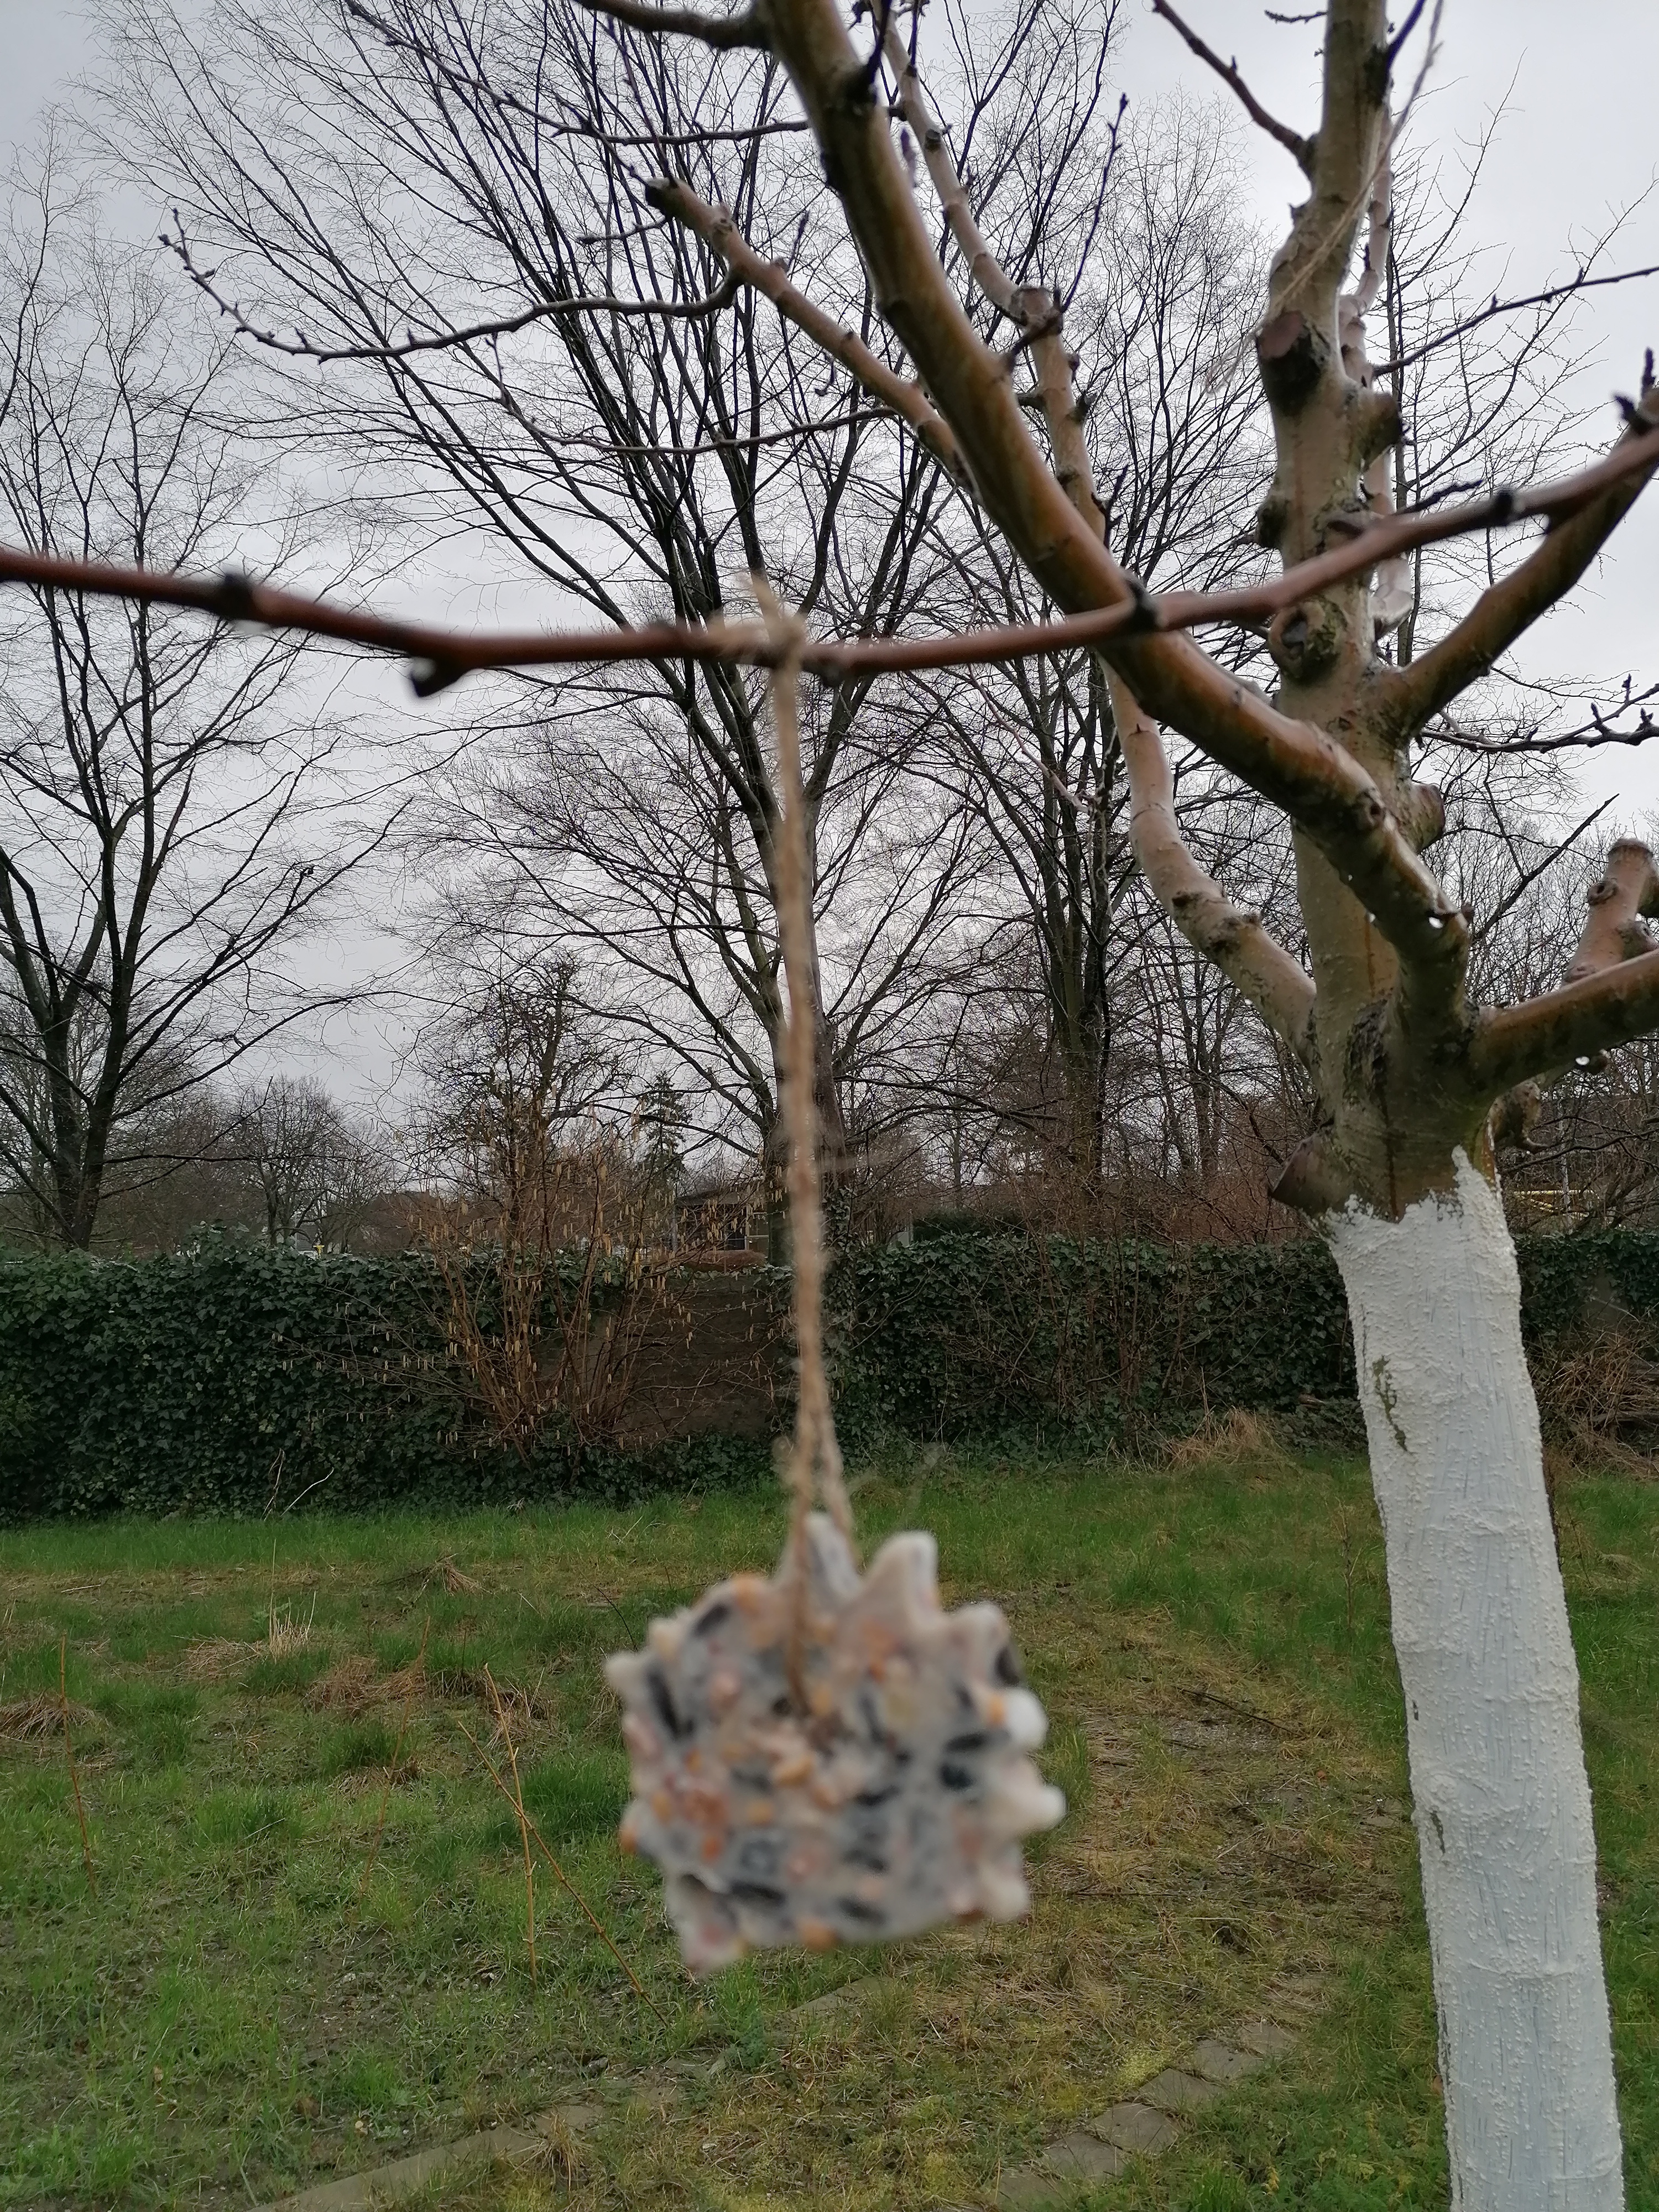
[181,1637,255,1683]
[0,1693,96,1742]
[424,1556,483,1596]
[305,1655,382,1712]
[266,1592,317,1656]
[1166,1405,1291,1471]
[1535,1331,1659,1474]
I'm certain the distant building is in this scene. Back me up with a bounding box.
[674,1173,769,1258]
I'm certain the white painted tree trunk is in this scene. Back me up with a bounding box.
[1328,1152,1623,2210]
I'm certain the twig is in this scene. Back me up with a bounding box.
[1385,0,1432,63]
[353,1618,430,1912]
[0,410,1651,687]
[1185,1684,1286,1734]
[483,1665,536,1988]
[59,1637,95,1895]
[167,215,743,363]
[457,1717,666,2021]
[1150,0,1312,172]
[1383,262,1659,376]
[574,0,768,49]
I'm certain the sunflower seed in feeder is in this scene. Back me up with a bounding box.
[606,1512,1065,1973]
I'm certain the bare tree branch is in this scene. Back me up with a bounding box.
[166,212,745,360]
[3,402,1650,691]
[1149,0,1314,174]
[1117,676,1315,1060]
[1383,262,1659,376]
[1472,946,1659,1097]
[1382,383,1659,734]
[573,0,768,50]
[1564,839,1659,985]
[644,176,965,482]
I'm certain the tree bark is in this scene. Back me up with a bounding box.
[1328,1152,1623,2210]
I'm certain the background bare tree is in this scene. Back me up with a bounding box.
[233,1072,393,1248]
[411,955,674,1462]
[108,0,988,1245]
[0,175,379,1248]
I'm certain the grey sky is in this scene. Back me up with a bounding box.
[2,1,1657,1099]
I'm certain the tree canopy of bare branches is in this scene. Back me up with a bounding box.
[0,173,382,1246]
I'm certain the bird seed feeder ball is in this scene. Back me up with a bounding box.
[606,1513,1065,1973]
[608,634,1063,1973]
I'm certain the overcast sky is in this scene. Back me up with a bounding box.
[2,1,1656,1100]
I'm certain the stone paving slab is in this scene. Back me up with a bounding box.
[1091,2100,1181,2154]
[997,2170,1067,2209]
[252,2121,545,2211]
[1190,2038,1264,2084]
[259,1964,1322,2212]
[1044,2130,1126,2182]
[1138,2066,1225,2115]
[987,1974,1320,2205]
[252,2099,607,2211]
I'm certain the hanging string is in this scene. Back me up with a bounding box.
[756,579,855,1619]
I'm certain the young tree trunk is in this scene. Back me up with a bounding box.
[1329,1152,1623,2209]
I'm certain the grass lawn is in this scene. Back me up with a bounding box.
[1,1441,1656,2211]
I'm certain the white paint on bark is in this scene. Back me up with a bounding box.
[1328,1151,1623,2210]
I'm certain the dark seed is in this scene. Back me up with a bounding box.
[731,1880,786,1908]
[648,1666,691,1740]
[837,1897,883,1926]
[940,1761,975,1791]
[738,1835,782,1877]
[944,1730,990,1755]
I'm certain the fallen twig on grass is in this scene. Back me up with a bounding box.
[354,1618,430,1913]
[457,1716,665,2023]
[483,1664,538,1989]
[59,1637,95,1895]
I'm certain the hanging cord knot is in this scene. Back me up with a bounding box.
[753,576,856,1702]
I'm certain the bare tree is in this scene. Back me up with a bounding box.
[9,0,1659,2194]
[639,2,1650,2195]
[411,956,673,1463]
[107,0,982,1243]
[551,0,1648,2194]
[233,1073,393,1248]
[0,178,375,1249]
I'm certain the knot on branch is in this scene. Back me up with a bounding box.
[1256,309,1330,414]
[1267,593,1345,679]
[1270,1131,1351,1217]
[1255,489,1290,550]
[216,569,259,622]
[1489,1081,1545,1154]
[832,56,879,119]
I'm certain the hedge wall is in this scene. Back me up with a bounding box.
[3,1227,1658,1520]
[0,1243,770,1522]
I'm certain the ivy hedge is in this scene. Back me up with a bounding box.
[3,1227,1657,1521]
